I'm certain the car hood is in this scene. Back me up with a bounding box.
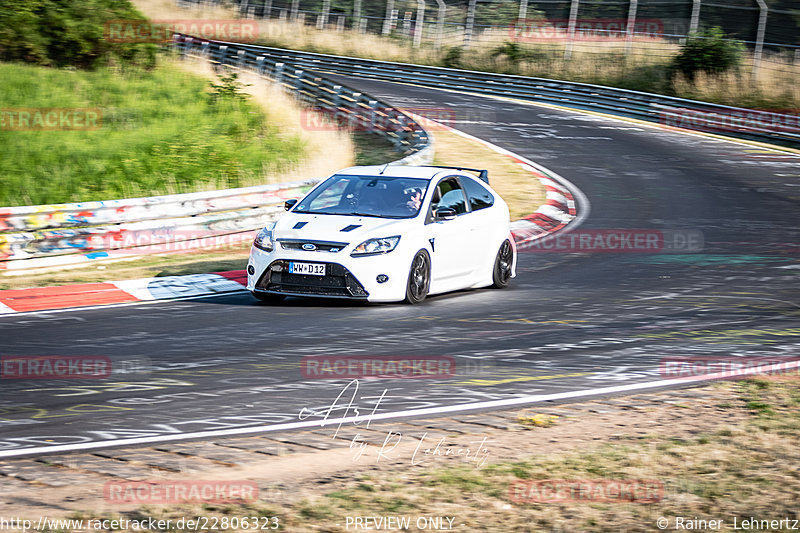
[272,213,413,246]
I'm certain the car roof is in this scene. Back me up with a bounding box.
[332,165,477,182]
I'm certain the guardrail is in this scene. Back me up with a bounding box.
[0,181,314,268]
[0,37,434,271]
[203,38,800,149]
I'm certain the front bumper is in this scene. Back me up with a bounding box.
[247,246,412,302]
[253,260,369,299]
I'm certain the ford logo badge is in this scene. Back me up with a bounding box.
[302,243,317,251]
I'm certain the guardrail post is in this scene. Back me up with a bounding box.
[273,62,285,83]
[752,0,767,82]
[279,8,287,21]
[349,93,363,129]
[237,49,246,69]
[294,70,305,94]
[290,0,299,21]
[200,41,209,58]
[624,0,638,58]
[564,0,579,60]
[255,56,267,74]
[215,45,228,65]
[264,0,273,20]
[689,0,701,35]
[518,0,528,20]
[368,99,378,133]
[332,85,343,108]
[464,0,476,48]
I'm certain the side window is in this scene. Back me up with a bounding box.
[462,177,495,211]
[433,177,468,215]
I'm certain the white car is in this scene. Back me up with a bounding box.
[246,165,516,304]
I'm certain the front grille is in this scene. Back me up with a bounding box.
[256,260,368,298]
[278,239,348,253]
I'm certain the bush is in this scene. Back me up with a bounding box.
[441,46,463,68]
[0,0,156,69]
[671,27,744,81]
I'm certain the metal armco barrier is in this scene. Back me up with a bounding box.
[201,38,800,149]
[0,39,434,270]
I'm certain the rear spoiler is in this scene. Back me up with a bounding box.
[420,165,489,184]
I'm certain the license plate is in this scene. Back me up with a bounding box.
[288,262,325,276]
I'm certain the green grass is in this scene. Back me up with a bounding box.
[0,62,307,206]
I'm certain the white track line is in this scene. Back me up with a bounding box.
[2,361,796,459]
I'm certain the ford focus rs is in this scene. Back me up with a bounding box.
[246,165,516,304]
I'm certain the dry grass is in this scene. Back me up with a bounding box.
[133,0,800,110]
[172,56,355,184]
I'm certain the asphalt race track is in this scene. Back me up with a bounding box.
[1,77,798,457]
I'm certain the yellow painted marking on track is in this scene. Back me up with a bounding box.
[457,318,586,325]
[452,371,593,386]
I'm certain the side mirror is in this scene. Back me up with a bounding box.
[284,198,298,211]
[435,207,457,221]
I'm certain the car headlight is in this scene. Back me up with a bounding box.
[351,236,401,256]
[253,226,274,252]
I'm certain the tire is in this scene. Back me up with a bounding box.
[492,239,514,288]
[405,251,431,304]
[251,291,285,304]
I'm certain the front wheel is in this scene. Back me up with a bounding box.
[492,239,514,288]
[405,251,431,304]
[251,291,285,304]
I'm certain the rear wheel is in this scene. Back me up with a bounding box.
[251,291,285,304]
[492,239,514,288]
[405,251,431,304]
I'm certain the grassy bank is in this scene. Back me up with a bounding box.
[0,62,307,206]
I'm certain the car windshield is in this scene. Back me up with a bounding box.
[292,175,429,218]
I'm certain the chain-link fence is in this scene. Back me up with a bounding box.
[177,0,798,94]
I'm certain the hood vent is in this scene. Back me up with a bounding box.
[293,221,308,229]
[341,224,361,232]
